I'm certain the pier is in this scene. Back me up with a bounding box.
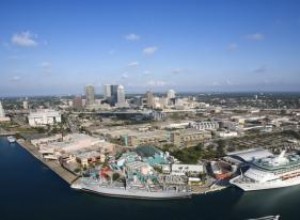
[18,140,79,185]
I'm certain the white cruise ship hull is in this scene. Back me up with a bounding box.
[230,175,300,191]
[71,183,192,200]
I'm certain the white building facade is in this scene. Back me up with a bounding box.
[117,85,126,107]
[0,101,10,122]
[28,109,61,127]
[167,89,176,99]
[103,84,111,98]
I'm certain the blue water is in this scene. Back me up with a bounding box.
[0,137,299,220]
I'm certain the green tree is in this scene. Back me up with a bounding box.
[112,173,120,181]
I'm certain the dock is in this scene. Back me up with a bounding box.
[191,184,228,195]
[18,140,79,185]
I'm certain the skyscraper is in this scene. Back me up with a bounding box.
[73,96,83,109]
[145,91,154,108]
[117,85,126,106]
[85,85,95,106]
[103,84,126,106]
[103,84,111,98]
[0,101,5,118]
[110,84,119,106]
[0,101,10,122]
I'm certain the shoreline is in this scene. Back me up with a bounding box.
[16,139,79,185]
[14,138,227,198]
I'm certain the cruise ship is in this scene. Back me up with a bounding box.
[230,151,300,191]
[71,177,192,200]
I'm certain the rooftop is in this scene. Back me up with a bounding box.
[135,146,162,158]
[253,153,300,172]
[227,148,274,162]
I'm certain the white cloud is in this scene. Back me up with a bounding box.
[143,70,151,75]
[246,33,265,41]
[41,62,51,68]
[122,72,129,79]
[143,46,158,55]
[125,33,140,41]
[212,81,220,86]
[225,80,233,85]
[253,65,267,73]
[172,68,183,74]
[147,80,166,87]
[227,43,238,51]
[11,76,21,81]
[40,62,52,75]
[11,31,38,47]
[128,61,139,67]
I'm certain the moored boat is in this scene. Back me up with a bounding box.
[7,136,16,143]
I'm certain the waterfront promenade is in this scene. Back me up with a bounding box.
[18,140,79,184]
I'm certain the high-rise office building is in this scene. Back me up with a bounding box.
[109,85,119,106]
[85,85,95,106]
[111,84,118,98]
[117,85,126,106]
[73,96,83,109]
[103,84,126,106]
[0,101,5,118]
[0,101,10,122]
[145,91,154,108]
[104,84,111,98]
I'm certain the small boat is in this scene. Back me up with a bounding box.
[247,215,280,220]
[7,136,16,143]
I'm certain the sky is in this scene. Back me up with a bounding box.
[1,0,300,96]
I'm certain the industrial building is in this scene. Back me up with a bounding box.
[190,121,219,130]
[170,129,212,146]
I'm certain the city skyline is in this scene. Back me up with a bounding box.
[1,0,300,96]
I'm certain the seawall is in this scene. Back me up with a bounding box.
[17,140,79,185]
